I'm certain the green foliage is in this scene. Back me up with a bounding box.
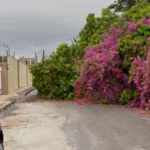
[91,8,118,44]
[30,59,51,98]
[112,0,150,28]
[0,56,8,63]
[115,1,150,72]
[100,98,109,104]
[30,43,78,100]
[119,89,138,105]
[125,0,150,22]
[78,13,96,48]
[31,0,150,103]
[109,0,136,12]
[78,8,118,48]
[118,24,150,72]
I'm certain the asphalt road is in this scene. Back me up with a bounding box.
[1,99,150,150]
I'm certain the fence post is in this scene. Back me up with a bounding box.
[18,60,20,89]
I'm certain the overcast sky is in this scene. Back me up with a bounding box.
[0,0,114,58]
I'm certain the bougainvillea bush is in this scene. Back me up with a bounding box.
[74,1,150,108]
[75,27,129,104]
[30,0,150,110]
[75,17,150,108]
[118,18,150,72]
[128,38,150,109]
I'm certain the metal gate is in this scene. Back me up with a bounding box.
[0,66,1,95]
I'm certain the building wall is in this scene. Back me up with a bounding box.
[7,56,19,93]
[19,61,27,88]
[27,67,32,85]
[1,65,8,95]
[1,56,32,95]
[19,58,37,65]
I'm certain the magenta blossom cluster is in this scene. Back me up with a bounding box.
[126,17,150,35]
[129,50,150,109]
[75,17,150,108]
[76,99,88,105]
[141,17,150,25]
[75,27,129,104]
[125,23,140,35]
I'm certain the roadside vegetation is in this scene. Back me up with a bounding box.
[30,0,150,110]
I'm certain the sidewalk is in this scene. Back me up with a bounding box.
[0,86,34,110]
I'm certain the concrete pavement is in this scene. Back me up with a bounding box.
[1,100,150,150]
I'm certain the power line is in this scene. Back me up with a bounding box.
[0,40,11,64]
[0,40,10,55]
[35,50,48,62]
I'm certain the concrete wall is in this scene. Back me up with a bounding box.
[1,56,32,95]
[19,62,27,88]
[1,65,8,95]
[7,56,19,93]
[27,67,32,85]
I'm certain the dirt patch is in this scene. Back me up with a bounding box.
[137,110,150,116]
[1,116,38,129]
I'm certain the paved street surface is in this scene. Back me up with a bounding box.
[1,98,150,150]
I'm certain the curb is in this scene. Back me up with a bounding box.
[23,88,35,97]
[0,101,15,111]
[0,87,35,111]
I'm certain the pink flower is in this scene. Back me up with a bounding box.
[111,45,117,51]
[76,99,88,105]
[101,34,109,40]
[141,18,147,24]
[133,58,138,64]
[146,17,150,25]
[147,37,150,41]
[130,103,135,108]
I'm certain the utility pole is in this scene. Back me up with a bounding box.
[6,50,8,56]
[6,45,10,56]
[13,51,15,58]
[42,49,45,61]
[8,47,10,56]
[0,41,4,63]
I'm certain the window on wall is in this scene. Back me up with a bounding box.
[26,60,35,65]
[31,60,35,64]
[26,60,30,65]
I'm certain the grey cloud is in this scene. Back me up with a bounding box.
[0,0,114,57]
